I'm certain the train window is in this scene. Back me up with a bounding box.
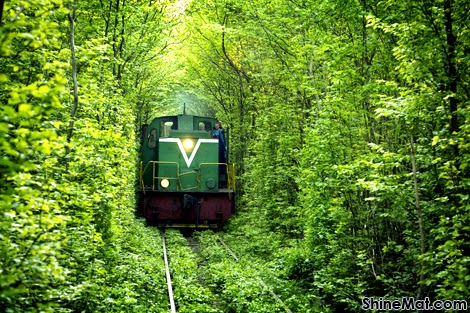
[148,128,157,148]
[160,121,174,137]
[198,121,212,131]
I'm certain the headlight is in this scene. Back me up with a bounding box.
[183,138,194,150]
[160,178,170,189]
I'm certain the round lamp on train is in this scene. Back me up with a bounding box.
[183,138,194,150]
[160,178,170,189]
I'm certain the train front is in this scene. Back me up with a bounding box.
[139,114,235,228]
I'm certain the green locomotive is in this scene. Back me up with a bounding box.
[139,114,235,227]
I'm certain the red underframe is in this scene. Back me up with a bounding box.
[143,191,235,225]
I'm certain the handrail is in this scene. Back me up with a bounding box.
[198,162,229,187]
[141,161,236,194]
[179,171,199,190]
[198,162,236,198]
[141,161,180,191]
[228,163,236,192]
[139,162,145,195]
[152,161,180,191]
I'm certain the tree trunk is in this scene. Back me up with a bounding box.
[444,0,459,140]
[66,0,79,172]
[0,0,4,25]
[410,134,425,300]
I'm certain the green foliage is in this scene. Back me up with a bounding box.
[184,0,469,310]
[0,1,70,311]
[195,231,292,313]
[1,0,177,311]
[74,219,168,313]
[165,230,218,312]
[1,0,469,310]
[215,230,321,312]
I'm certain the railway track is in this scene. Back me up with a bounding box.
[161,232,176,313]
[160,229,292,313]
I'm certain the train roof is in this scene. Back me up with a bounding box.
[151,114,217,120]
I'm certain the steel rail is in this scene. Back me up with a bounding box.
[217,237,293,313]
[162,232,177,313]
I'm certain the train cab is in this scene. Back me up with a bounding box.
[139,114,235,228]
